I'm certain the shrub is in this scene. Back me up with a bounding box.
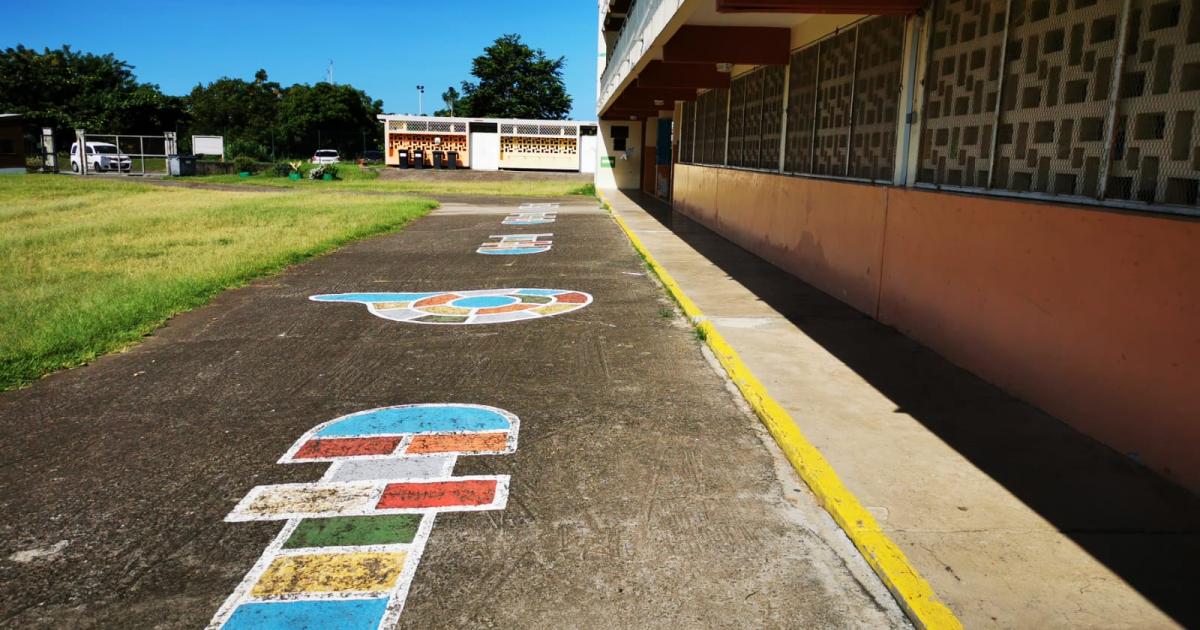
[271,161,293,177]
[224,139,269,161]
[309,164,339,180]
[233,156,257,174]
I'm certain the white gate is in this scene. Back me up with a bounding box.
[73,129,177,176]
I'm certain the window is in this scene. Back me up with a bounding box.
[0,139,15,155]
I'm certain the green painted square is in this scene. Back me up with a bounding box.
[518,295,553,304]
[416,314,468,323]
[283,514,422,549]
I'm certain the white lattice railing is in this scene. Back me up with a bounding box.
[598,0,685,109]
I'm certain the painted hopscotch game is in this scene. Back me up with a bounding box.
[310,289,592,325]
[209,404,520,629]
[477,233,553,255]
[503,203,559,226]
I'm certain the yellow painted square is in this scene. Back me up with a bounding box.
[534,304,578,315]
[251,551,408,596]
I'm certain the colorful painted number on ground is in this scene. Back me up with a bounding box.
[503,211,556,225]
[477,233,553,255]
[310,289,593,325]
[209,404,519,630]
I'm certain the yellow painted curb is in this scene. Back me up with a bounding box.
[602,193,962,630]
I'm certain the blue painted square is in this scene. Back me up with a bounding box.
[223,598,389,629]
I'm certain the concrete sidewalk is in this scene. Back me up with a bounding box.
[604,189,1200,629]
[1,197,909,628]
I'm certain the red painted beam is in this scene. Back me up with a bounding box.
[716,0,923,13]
[637,61,731,89]
[663,26,790,65]
[614,86,698,110]
[601,109,661,121]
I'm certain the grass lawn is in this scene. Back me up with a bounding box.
[0,175,435,390]
[196,165,596,197]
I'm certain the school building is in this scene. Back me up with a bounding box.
[378,115,598,172]
[595,0,1200,492]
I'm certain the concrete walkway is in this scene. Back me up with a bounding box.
[604,189,1200,629]
[1,197,909,628]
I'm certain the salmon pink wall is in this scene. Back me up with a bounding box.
[674,164,887,315]
[672,163,1200,492]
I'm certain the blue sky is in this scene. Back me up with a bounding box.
[0,0,598,119]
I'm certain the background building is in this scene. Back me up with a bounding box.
[596,0,1200,492]
[0,113,26,174]
[379,115,598,172]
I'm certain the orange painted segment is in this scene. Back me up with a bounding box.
[414,293,460,308]
[476,303,534,315]
[295,436,403,459]
[406,432,509,454]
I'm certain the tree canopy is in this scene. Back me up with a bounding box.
[0,45,186,147]
[0,46,384,160]
[454,34,572,120]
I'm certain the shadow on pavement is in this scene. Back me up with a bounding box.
[623,191,1200,628]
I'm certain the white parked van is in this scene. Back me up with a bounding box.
[312,149,340,164]
[71,141,132,173]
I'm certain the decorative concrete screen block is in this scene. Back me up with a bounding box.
[389,133,469,167]
[703,88,728,165]
[729,74,748,166]
[760,65,787,170]
[680,101,695,164]
[851,14,905,182]
[785,45,821,174]
[498,136,579,170]
[918,0,1008,188]
[1107,0,1200,206]
[918,0,1198,210]
[742,69,765,169]
[994,0,1122,197]
[814,28,857,176]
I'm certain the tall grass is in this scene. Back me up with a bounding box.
[0,175,435,389]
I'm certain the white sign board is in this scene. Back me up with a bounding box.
[192,135,225,158]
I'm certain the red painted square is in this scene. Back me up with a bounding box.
[293,436,402,459]
[555,292,588,303]
[377,479,497,509]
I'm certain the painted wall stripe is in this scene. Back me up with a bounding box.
[601,193,963,630]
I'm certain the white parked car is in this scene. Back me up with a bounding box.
[312,149,340,164]
[71,141,132,173]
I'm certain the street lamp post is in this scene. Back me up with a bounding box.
[417,85,425,116]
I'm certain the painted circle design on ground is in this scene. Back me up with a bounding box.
[311,288,593,325]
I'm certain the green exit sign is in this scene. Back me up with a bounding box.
[601,156,616,168]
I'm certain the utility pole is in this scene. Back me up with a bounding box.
[417,85,425,116]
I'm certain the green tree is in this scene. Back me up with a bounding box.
[0,45,186,148]
[435,86,460,117]
[458,34,572,119]
[187,69,282,159]
[274,82,383,158]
